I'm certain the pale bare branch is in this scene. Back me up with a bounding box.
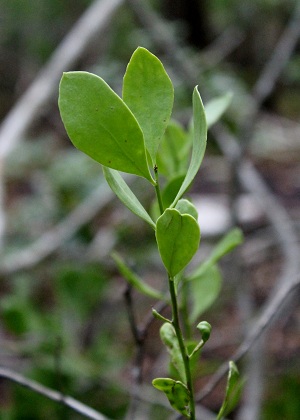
[0,366,109,420]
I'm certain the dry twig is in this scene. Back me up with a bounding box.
[0,366,109,420]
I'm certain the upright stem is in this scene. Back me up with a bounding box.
[168,277,195,420]
[154,165,164,215]
[154,165,195,418]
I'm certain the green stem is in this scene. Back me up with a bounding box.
[168,277,195,420]
[154,165,164,215]
[154,165,195,417]
[181,281,193,340]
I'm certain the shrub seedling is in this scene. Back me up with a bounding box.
[59,47,243,419]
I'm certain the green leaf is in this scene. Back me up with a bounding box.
[160,323,186,382]
[205,92,233,128]
[112,252,166,301]
[175,199,198,220]
[188,228,243,281]
[156,120,189,177]
[156,209,200,277]
[103,167,155,229]
[123,47,174,165]
[171,87,207,207]
[189,322,212,359]
[59,71,154,183]
[152,378,190,418]
[162,175,186,208]
[217,361,241,420]
[189,265,222,322]
[196,321,212,343]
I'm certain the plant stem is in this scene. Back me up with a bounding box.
[181,281,193,340]
[154,165,195,417]
[168,276,195,420]
[154,165,164,215]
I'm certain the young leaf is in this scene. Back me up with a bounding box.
[205,92,233,128]
[171,87,207,207]
[189,321,212,358]
[156,120,189,177]
[152,378,190,418]
[187,228,243,281]
[156,209,200,278]
[112,252,166,301]
[162,175,186,209]
[103,167,155,229]
[59,71,154,184]
[196,321,212,343]
[189,264,222,322]
[175,199,198,220]
[123,47,174,165]
[160,323,186,382]
[217,361,241,420]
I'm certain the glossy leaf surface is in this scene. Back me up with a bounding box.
[59,71,154,183]
[123,47,174,165]
[156,209,200,277]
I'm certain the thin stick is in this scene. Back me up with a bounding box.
[0,366,109,420]
[0,182,114,275]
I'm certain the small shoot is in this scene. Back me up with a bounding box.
[189,321,212,359]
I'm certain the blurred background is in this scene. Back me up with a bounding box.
[0,0,299,419]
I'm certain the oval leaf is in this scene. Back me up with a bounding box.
[156,209,200,277]
[171,87,207,207]
[123,47,174,165]
[59,71,154,183]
